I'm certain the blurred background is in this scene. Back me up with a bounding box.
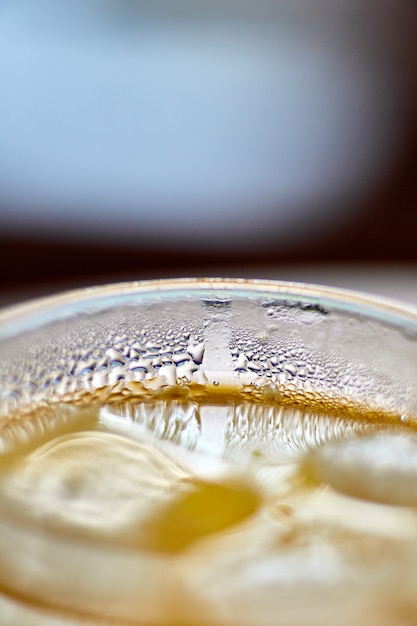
[0,0,416,305]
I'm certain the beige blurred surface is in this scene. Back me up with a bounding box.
[249,264,417,306]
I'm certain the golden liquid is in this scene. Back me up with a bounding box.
[1,388,417,625]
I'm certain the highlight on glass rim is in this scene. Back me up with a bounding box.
[1,278,417,625]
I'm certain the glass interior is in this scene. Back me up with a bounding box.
[2,278,417,421]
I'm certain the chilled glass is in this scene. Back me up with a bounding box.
[1,278,417,625]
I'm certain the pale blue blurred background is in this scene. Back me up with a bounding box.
[1,0,415,250]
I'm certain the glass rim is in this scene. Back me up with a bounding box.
[2,277,417,345]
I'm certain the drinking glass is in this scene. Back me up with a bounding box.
[1,278,417,625]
